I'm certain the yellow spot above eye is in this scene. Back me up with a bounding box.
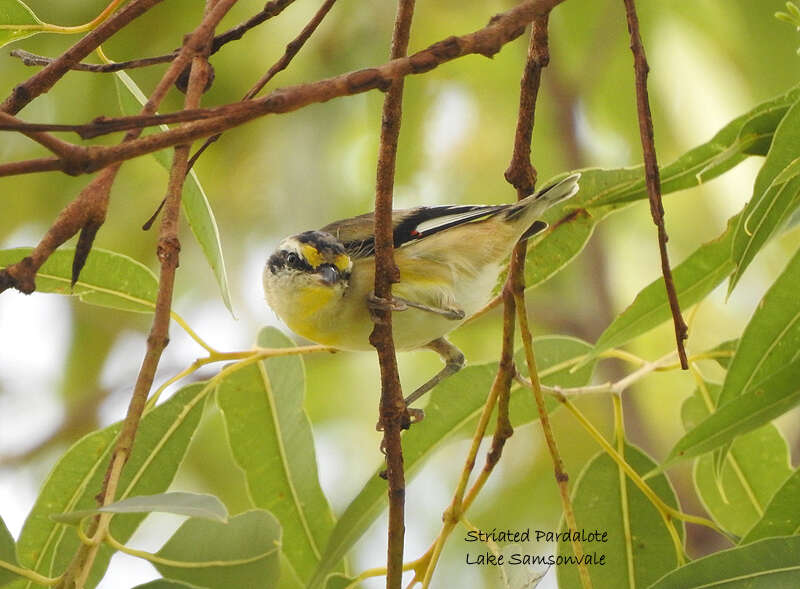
[334,253,351,272]
[301,244,324,268]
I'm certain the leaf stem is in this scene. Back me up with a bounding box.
[0,0,125,35]
[0,559,60,586]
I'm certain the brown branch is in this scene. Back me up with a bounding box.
[0,0,566,180]
[187,0,338,170]
[0,0,165,115]
[503,15,592,589]
[622,0,688,369]
[54,4,225,587]
[370,0,415,586]
[8,0,299,75]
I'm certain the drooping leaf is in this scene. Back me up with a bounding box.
[718,248,800,408]
[681,384,792,537]
[14,383,207,589]
[521,84,800,291]
[53,492,228,525]
[591,214,738,358]
[741,468,800,544]
[0,515,20,586]
[648,536,800,589]
[665,360,800,467]
[0,0,43,48]
[112,72,234,314]
[309,336,596,588]
[0,247,157,313]
[155,511,281,589]
[556,443,683,589]
[729,95,800,292]
[216,328,336,586]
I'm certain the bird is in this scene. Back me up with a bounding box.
[263,173,580,414]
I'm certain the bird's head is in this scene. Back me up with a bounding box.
[264,230,352,295]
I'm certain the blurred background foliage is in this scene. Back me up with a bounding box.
[0,0,798,587]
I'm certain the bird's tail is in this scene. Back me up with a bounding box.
[505,173,581,240]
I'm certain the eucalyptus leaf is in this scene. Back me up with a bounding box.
[131,581,199,589]
[665,360,800,467]
[112,72,234,314]
[741,468,800,544]
[648,536,800,589]
[591,213,738,358]
[0,0,43,48]
[13,383,207,589]
[309,336,596,588]
[0,247,157,313]
[155,511,281,589]
[730,95,800,292]
[53,492,228,525]
[681,385,792,537]
[216,327,336,585]
[718,248,800,408]
[556,443,683,589]
[0,515,20,586]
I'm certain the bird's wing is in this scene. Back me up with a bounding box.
[320,204,508,259]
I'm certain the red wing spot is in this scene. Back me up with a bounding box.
[410,230,419,236]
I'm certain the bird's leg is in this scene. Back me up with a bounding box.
[367,293,465,321]
[405,337,465,420]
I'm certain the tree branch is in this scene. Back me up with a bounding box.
[370,0,415,585]
[622,0,688,369]
[0,0,566,180]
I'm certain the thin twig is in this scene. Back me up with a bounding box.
[0,0,568,180]
[622,0,688,369]
[370,0,416,585]
[53,4,231,587]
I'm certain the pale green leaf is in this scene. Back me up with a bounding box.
[112,73,234,314]
[681,385,792,537]
[591,213,738,358]
[0,515,20,586]
[310,336,596,588]
[772,155,800,185]
[216,327,335,585]
[556,443,683,589]
[0,247,157,313]
[14,383,207,589]
[132,581,199,589]
[718,248,800,408]
[741,468,800,544]
[0,0,42,48]
[648,536,800,588]
[53,492,228,525]
[730,95,800,292]
[666,360,800,467]
[155,511,281,589]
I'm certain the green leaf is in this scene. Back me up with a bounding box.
[155,511,281,589]
[730,95,800,292]
[112,72,234,314]
[741,468,800,544]
[772,155,800,185]
[556,443,683,589]
[666,360,800,467]
[706,339,738,370]
[216,327,336,585]
[53,492,229,525]
[681,385,792,537]
[0,515,20,586]
[310,336,596,588]
[0,247,157,313]
[522,83,800,291]
[13,383,207,589]
[591,213,738,358]
[132,581,199,589]
[718,248,800,408]
[0,0,43,48]
[648,536,800,589]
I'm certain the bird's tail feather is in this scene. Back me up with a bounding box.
[505,173,581,240]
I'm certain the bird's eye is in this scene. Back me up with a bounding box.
[286,252,301,267]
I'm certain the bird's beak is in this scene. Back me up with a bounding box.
[317,263,340,285]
